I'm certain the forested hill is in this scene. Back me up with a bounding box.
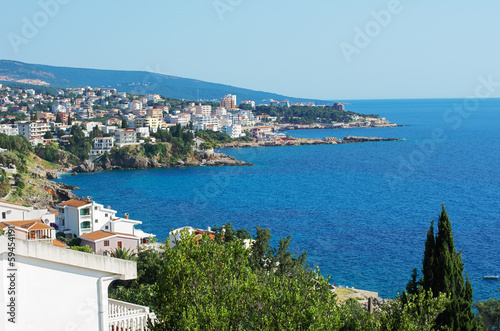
[0,60,332,104]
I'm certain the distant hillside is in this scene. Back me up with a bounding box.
[0,60,332,105]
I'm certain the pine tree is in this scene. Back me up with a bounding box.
[410,205,483,330]
[55,113,63,124]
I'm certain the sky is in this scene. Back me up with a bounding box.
[1,0,500,100]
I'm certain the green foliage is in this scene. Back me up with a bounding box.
[0,151,28,173]
[0,168,7,185]
[55,113,63,123]
[35,143,61,163]
[70,245,94,253]
[110,247,135,260]
[0,133,32,154]
[407,205,483,330]
[43,131,53,139]
[150,229,339,330]
[254,105,377,124]
[65,125,90,161]
[474,298,500,330]
[196,130,233,148]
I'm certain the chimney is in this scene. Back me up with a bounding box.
[207,227,211,232]
[125,213,129,219]
[87,196,91,202]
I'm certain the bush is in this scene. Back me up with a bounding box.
[70,245,94,254]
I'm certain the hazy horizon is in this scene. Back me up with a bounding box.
[1,0,500,100]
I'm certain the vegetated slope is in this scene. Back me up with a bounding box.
[0,60,332,104]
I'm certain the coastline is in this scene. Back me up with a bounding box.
[220,136,403,149]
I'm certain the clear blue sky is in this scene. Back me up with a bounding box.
[1,0,500,100]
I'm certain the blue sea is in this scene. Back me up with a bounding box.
[55,98,500,301]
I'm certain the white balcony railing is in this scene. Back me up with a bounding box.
[108,298,155,331]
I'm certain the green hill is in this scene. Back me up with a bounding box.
[0,60,332,104]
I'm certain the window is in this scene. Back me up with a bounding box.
[95,219,98,223]
[94,207,97,210]
[1,212,5,219]
[105,213,108,217]
[117,241,122,248]
[80,209,90,216]
[80,221,91,229]
[105,226,109,230]
[104,240,110,247]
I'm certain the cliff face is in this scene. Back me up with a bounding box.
[75,151,252,173]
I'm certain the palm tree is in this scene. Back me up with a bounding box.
[109,247,135,260]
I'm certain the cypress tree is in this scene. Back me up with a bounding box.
[410,205,483,330]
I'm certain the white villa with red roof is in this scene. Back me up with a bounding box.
[55,197,154,254]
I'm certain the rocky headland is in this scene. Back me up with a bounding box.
[75,151,253,173]
[219,136,403,148]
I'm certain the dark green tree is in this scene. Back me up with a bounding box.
[55,113,63,123]
[67,114,72,125]
[474,298,500,330]
[121,118,128,129]
[408,205,483,330]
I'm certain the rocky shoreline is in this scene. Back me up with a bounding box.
[220,136,403,148]
[75,151,253,173]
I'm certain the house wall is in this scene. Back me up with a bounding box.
[94,236,139,255]
[0,204,30,221]
[0,237,136,331]
[65,206,82,237]
[110,220,136,235]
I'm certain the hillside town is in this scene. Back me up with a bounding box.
[0,84,395,161]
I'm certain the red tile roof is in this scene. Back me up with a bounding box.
[80,230,137,241]
[58,199,90,208]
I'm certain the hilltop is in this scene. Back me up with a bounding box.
[0,60,332,104]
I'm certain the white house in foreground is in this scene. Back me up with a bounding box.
[0,236,154,330]
[0,201,55,225]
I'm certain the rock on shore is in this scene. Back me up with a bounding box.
[75,151,253,173]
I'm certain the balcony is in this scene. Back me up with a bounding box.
[108,298,155,331]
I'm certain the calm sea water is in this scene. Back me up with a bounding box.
[55,98,500,301]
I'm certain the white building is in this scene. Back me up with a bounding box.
[0,124,18,136]
[240,100,255,108]
[0,235,154,330]
[135,117,160,133]
[89,137,115,159]
[52,103,66,113]
[215,107,227,116]
[135,127,150,138]
[221,124,242,139]
[115,129,137,147]
[55,198,143,239]
[195,103,212,116]
[129,100,143,112]
[0,201,55,225]
[169,226,213,248]
[16,121,50,140]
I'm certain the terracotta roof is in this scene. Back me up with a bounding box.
[0,200,28,208]
[52,239,69,248]
[58,199,90,208]
[80,230,137,242]
[1,219,53,231]
[29,222,53,230]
